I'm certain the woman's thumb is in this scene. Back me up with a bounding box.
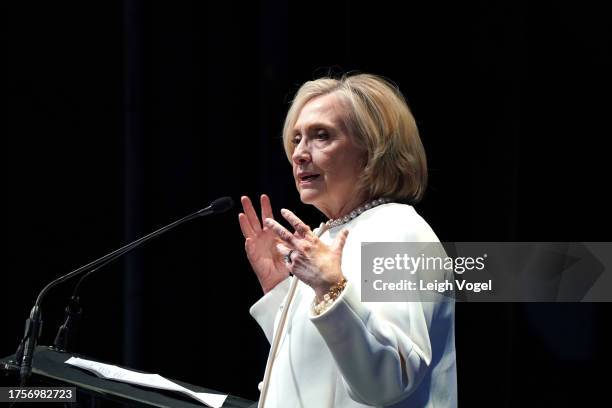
[334,229,350,252]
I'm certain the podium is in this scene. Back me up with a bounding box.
[1,346,256,407]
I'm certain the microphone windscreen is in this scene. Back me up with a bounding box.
[210,196,234,214]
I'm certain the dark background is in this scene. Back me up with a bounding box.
[4,0,611,406]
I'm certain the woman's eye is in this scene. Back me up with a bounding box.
[316,132,329,140]
[292,135,301,145]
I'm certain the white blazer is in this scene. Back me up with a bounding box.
[250,203,457,407]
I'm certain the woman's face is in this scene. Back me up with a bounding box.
[291,92,367,219]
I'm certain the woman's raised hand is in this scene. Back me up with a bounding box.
[264,209,349,301]
[238,195,290,293]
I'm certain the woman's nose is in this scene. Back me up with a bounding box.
[292,139,310,164]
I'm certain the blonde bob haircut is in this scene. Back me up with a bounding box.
[282,73,428,203]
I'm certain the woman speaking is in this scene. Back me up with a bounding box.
[238,73,457,407]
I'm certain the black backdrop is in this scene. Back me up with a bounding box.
[4,0,611,406]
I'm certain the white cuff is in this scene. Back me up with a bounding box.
[249,276,292,343]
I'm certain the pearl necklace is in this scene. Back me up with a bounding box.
[325,198,392,229]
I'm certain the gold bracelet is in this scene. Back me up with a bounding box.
[312,277,348,316]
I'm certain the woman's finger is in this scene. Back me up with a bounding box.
[241,196,262,232]
[238,213,255,239]
[261,194,274,224]
[264,218,296,246]
[280,208,312,237]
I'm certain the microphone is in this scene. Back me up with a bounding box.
[200,196,233,215]
[52,196,234,352]
[14,196,234,386]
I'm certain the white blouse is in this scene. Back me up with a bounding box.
[250,203,457,407]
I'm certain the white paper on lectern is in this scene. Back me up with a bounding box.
[65,356,227,408]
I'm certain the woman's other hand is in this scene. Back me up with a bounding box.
[239,195,290,293]
[264,209,348,301]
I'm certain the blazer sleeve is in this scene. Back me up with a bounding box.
[310,281,445,406]
[249,276,292,344]
[309,211,452,406]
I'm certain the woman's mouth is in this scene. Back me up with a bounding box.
[298,174,320,185]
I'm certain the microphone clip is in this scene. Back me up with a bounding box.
[52,296,83,352]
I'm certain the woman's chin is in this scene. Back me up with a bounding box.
[298,189,321,204]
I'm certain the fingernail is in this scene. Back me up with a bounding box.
[280,208,287,214]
